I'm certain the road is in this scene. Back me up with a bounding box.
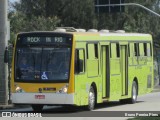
[0,92,160,119]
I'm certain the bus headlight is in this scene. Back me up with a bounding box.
[62,87,68,93]
[57,84,68,93]
[15,86,25,93]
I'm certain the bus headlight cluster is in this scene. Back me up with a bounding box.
[57,84,68,93]
[15,86,25,93]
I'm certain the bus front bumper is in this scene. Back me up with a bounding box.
[11,93,74,105]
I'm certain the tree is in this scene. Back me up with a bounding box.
[95,0,160,41]
[13,0,97,29]
[10,0,160,42]
[8,11,60,44]
[59,0,97,29]
[13,0,46,17]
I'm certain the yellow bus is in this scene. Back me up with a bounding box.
[11,29,153,111]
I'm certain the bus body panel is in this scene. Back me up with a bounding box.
[12,93,74,105]
[74,33,153,105]
[12,83,67,93]
[11,31,153,108]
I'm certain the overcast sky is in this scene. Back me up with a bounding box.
[9,0,20,3]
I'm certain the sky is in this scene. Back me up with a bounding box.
[9,0,20,3]
[8,0,20,11]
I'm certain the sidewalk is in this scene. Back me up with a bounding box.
[0,104,29,110]
[0,104,13,109]
[152,84,160,92]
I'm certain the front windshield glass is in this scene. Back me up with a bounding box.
[15,47,71,82]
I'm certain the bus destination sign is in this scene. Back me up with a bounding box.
[20,36,72,45]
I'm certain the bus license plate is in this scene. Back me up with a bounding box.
[35,95,45,99]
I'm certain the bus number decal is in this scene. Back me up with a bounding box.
[55,37,63,43]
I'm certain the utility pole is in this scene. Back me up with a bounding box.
[0,0,8,105]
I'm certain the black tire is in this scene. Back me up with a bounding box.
[31,105,43,111]
[88,86,96,111]
[129,81,138,104]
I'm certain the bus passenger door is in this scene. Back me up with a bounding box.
[120,45,128,96]
[102,45,110,98]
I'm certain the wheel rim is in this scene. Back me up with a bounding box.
[89,88,95,109]
[132,85,137,100]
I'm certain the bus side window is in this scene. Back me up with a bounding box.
[87,43,98,59]
[94,44,98,59]
[139,43,144,56]
[128,43,130,57]
[75,49,85,74]
[147,43,152,56]
[87,43,99,76]
[150,43,152,56]
[111,43,119,58]
[134,43,140,56]
[78,49,85,73]
[116,43,120,58]
[128,43,134,57]
[110,43,116,58]
[144,43,147,56]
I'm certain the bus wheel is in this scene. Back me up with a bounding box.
[31,105,43,111]
[88,86,95,111]
[129,81,138,104]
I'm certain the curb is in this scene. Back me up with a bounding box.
[0,104,14,109]
[152,85,160,92]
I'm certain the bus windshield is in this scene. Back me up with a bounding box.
[15,47,71,82]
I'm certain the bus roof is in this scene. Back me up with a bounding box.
[18,31,152,36]
[18,31,152,41]
[72,32,151,37]
[72,32,152,41]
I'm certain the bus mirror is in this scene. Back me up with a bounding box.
[4,47,9,63]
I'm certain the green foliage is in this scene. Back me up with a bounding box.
[59,0,97,29]
[8,11,60,44]
[9,0,160,43]
[13,0,46,17]
[123,0,160,41]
